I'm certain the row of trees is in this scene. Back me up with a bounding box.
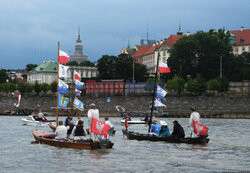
[0,81,57,94]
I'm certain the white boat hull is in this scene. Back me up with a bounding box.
[121,119,146,124]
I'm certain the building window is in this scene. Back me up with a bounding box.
[242,47,245,52]
[235,47,238,52]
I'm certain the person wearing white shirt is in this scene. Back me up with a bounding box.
[87,103,99,140]
[189,107,200,137]
[55,121,67,139]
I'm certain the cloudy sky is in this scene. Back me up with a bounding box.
[0,0,249,69]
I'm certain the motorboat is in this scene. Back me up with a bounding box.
[22,115,55,126]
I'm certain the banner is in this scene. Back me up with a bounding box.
[58,93,69,107]
[154,98,166,107]
[75,80,84,90]
[59,64,69,78]
[59,50,70,63]
[73,97,84,111]
[156,85,167,100]
[58,79,68,94]
[91,118,111,138]
[193,120,209,136]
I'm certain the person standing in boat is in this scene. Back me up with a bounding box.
[188,107,200,137]
[72,120,87,140]
[171,120,185,138]
[88,103,99,140]
[66,117,75,138]
[55,121,68,139]
[150,118,161,136]
[159,120,170,137]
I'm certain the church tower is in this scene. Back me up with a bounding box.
[70,27,88,63]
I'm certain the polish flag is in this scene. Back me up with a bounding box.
[59,50,70,63]
[159,61,170,73]
[193,120,209,136]
[91,118,111,138]
[74,70,81,81]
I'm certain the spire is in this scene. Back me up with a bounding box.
[127,40,131,49]
[78,26,81,41]
[177,20,183,36]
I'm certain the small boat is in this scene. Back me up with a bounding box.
[120,119,147,124]
[22,115,55,126]
[32,130,114,149]
[122,129,209,144]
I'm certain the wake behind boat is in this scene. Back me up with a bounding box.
[32,130,113,149]
[22,115,55,126]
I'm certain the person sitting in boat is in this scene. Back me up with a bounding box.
[66,118,75,138]
[159,120,170,137]
[64,115,72,126]
[37,110,45,121]
[72,120,87,140]
[105,117,114,135]
[75,116,82,126]
[55,121,68,139]
[171,120,185,138]
[150,118,161,136]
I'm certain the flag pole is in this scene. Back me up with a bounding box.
[148,50,160,133]
[56,41,60,127]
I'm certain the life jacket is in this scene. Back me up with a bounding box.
[75,126,85,136]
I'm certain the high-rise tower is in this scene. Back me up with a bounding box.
[70,27,88,63]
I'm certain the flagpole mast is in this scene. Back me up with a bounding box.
[56,41,60,127]
[148,50,160,133]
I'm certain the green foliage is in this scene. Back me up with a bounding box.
[67,61,79,66]
[168,29,234,81]
[217,76,229,92]
[97,54,148,81]
[26,64,38,71]
[79,61,95,67]
[33,81,41,94]
[50,81,57,92]
[40,83,50,92]
[0,70,8,83]
[17,83,34,93]
[166,76,185,96]
[0,83,16,93]
[207,79,221,91]
[185,75,206,95]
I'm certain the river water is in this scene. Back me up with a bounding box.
[0,116,250,173]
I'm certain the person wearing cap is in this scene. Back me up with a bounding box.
[159,120,170,137]
[87,103,99,139]
[188,107,200,127]
[171,120,185,138]
[150,118,161,135]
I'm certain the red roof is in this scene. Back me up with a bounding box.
[165,35,184,47]
[144,44,157,55]
[132,45,151,58]
[230,29,250,46]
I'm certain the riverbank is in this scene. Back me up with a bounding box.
[1,94,250,118]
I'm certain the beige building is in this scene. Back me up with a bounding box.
[230,27,250,55]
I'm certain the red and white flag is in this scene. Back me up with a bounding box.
[159,61,170,73]
[91,118,111,138]
[14,94,21,107]
[74,70,81,81]
[193,120,209,136]
[59,50,70,63]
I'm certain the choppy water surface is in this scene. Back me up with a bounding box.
[0,116,250,172]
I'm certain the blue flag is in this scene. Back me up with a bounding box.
[73,97,84,111]
[58,93,69,107]
[58,79,68,94]
[156,85,167,100]
[75,80,84,90]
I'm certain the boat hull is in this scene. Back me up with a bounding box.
[122,129,209,144]
[32,130,113,150]
[121,119,146,124]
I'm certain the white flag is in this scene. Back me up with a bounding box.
[156,85,167,100]
[59,64,69,78]
[154,98,166,107]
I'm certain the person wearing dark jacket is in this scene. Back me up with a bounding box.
[171,120,185,138]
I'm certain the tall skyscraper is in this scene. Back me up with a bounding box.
[70,27,88,64]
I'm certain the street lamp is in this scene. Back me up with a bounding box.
[133,58,135,94]
[220,56,223,78]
